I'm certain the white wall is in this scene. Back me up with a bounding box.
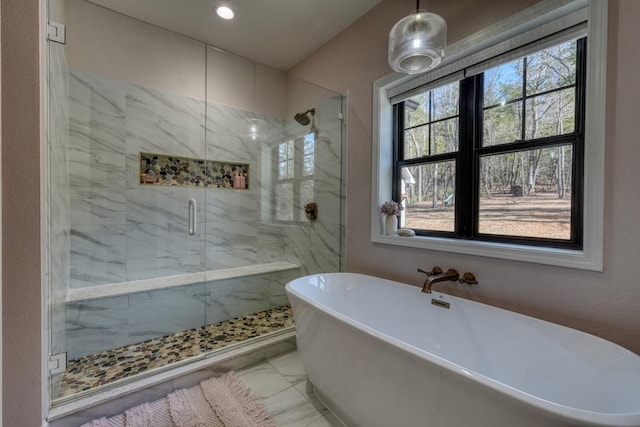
[65,0,292,119]
[66,0,205,99]
[64,0,339,120]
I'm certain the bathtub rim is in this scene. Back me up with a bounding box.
[286,272,640,427]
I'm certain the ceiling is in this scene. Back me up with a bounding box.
[86,0,385,71]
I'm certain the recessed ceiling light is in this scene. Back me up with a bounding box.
[214,4,234,20]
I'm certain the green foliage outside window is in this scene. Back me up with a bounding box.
[395,38,584,246]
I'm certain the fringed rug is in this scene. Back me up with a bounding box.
[81,372,277,427]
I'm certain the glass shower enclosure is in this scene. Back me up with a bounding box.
[46,0,345,406]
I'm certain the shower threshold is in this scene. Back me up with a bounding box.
[53,305,294,402]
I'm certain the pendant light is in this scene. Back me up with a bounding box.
[388,0,447,74]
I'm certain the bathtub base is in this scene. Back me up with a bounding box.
[308,382,348,427]
[288,273,640,427]
[294,295,584,427]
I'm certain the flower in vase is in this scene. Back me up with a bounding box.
[380,200,403,217]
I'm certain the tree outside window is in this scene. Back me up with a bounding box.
[394,38,585,248]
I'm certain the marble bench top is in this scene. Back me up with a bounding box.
[64,262,300,303]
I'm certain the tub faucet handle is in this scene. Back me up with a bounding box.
[420,268,458,293]
[459,272,478,285]
[417,266,443,276]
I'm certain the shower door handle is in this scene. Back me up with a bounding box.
[188,199,196,236]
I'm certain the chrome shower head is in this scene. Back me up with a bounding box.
[294,108,315,126]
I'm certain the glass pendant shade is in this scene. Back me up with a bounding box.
[388,10,447,74]
[246,117,266,142]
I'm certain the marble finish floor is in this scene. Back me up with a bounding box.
[56,305,294,400]
[238,350,342,427]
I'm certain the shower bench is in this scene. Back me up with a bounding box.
[63,261,300,303]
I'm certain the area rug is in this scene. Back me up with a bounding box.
[81,372,277,427]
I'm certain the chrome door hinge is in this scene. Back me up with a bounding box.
[47,21,66,44]
[48,352,67,375]
[337,112,344,121]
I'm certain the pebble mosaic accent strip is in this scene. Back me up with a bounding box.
[55,305,294,400]
[139,152,249,189]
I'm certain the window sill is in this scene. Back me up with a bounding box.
[371,232,601,271]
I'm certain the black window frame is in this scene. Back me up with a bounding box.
[392,37,587,249]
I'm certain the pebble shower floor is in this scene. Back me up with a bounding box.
[54,305,294,400]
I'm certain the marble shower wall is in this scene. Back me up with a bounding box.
[257,95,345,277]
[290,96,344,275]
[204,102,281,270]
[66,69,343,286]
[64,270,299,359]
[60,69,343,359]
[67,69,206,287]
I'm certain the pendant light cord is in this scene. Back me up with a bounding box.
[416,0,420,11]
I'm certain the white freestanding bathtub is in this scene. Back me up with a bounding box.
[285,273,640,427]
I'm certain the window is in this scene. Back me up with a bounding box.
[372,0,606,271]
[397,80,460,234]
[394,38,585,249]
[274,133,315,222]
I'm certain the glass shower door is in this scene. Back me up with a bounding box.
[46,0,209,404]
[46,0,346,407]
[202,49,345,353]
